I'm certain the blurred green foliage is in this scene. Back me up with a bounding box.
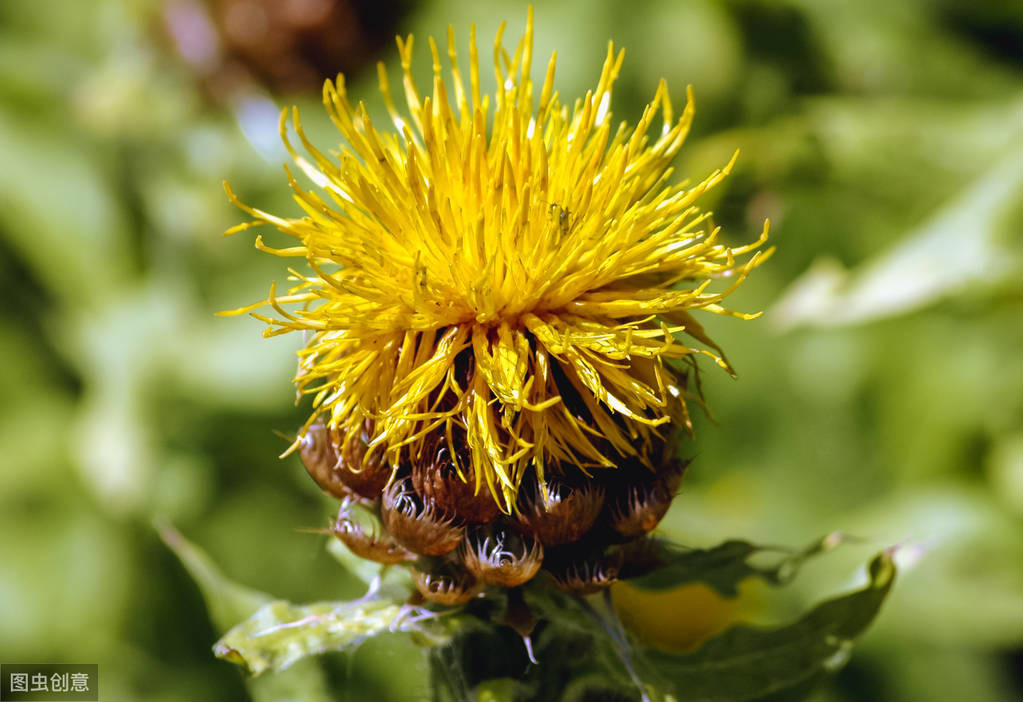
[1,0,1022,700]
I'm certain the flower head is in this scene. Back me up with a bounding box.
[226,9,768,518]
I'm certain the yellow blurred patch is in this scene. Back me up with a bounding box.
[611,578,762,652]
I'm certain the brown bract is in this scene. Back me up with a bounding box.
[299,422,354,500]
[414,562,479,605]
[328,504,413,564]
[299,422,391,500]
[608,460,688,539]
[516,476,606,546]
[547,548,624,595]
[460,525,544,587]
[381,477,465,556]
[412,443,500,524]
[328,421,391,499]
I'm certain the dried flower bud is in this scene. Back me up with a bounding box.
[298,422,353,500]
[608,460,687,539]
[412,442,500,524]
[162,0,408,100]
[460,525,544,587]
[516,476,605,546]
[381,477,464,556]
[328,502,413,564]
[414,561,478,606]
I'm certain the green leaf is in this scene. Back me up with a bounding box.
[770,140,1023,329]
[157,519,272,633]
[214,598,454,676]
[473,678,521,702]
[645,550,896,701]
[326,533,384,586]
[0,107,132,304]
[625,532,847,596]
[523,548,894,702]
[158,520,336,702]
[325,532,416,603]
[838,486,1023,648]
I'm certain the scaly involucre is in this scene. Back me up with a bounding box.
[226,9,770,511]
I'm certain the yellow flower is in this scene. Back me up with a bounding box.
[224,8,770,513]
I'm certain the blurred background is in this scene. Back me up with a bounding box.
[2,0,1022,699]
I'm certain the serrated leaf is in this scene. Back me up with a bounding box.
[624,533,847,596]
[645,551,896,701]
[214,598,454,676]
